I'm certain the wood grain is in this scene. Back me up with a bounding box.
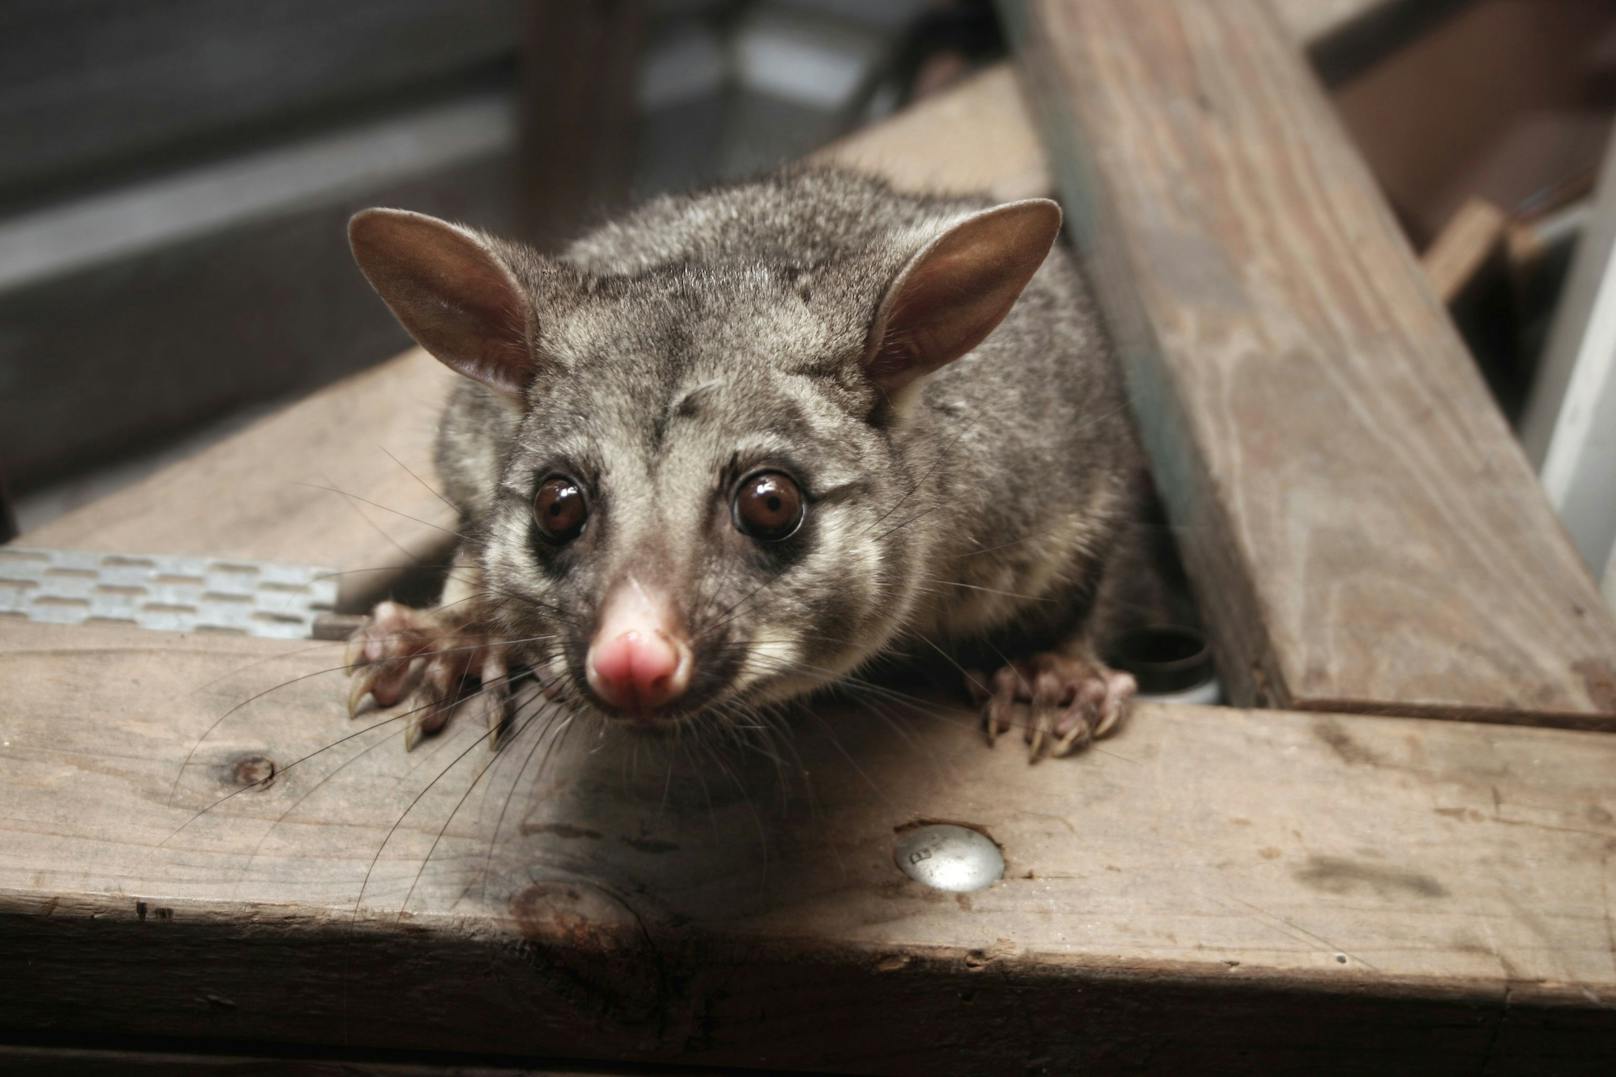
[1006,0,1616,724]
[2,618,1614,1071]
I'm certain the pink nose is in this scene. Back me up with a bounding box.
[587,628,690,713]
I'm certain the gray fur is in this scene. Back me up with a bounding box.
[428,165,1154,719]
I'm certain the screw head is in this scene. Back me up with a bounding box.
[894,823,1004,892]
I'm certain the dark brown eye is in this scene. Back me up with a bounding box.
[533,475,587,543]
[733,470,804,542]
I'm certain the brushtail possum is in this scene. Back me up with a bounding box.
[344,165,1164,761]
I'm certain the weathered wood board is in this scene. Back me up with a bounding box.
[2,618,1614,1072]
[1006,0,1616,725]
[19,348,460,612]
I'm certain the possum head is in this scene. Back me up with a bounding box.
[347,197,1059,726]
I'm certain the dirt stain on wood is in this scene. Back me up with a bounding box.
[508,880,665,1022]
[1312,718,1384,767]
[1293,855,1447,899]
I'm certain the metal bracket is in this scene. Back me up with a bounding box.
[0,547,338,640]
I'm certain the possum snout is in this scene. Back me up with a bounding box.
[585,579,694,717]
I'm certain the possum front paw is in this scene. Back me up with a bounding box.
[345,600,511,750]
[968,652,1136,762]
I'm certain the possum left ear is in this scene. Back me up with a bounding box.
[864,199,1062,395]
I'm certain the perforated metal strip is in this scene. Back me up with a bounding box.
[0,547,338,640]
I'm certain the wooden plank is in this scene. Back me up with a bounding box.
[1005,0,1616,725]
[1421,197,1507,306]
[2,617,1614,1071]
[18,349,460,612]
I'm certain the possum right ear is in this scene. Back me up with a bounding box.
[864,199,1061,396]
[348,209,538,395]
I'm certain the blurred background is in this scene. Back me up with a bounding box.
[2,0,1615,582]
[0,0,1008,533]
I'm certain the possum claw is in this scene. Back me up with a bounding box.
[403,702,451,752]
[455,651,513,748]
[345,601,511,750]
[980,664,1026,747]
[976,652,1135,762]
[347,673,371,719]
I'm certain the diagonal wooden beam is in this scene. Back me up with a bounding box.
[1005,0,1616,725]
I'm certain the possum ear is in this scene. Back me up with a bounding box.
[864,199,1062,395]
[348,208,538,395]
